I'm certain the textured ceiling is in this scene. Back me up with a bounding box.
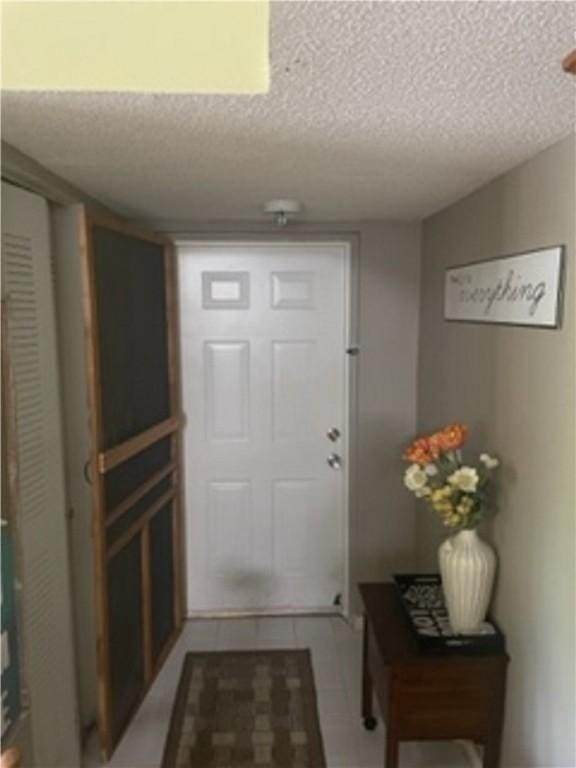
[2,1,575,223]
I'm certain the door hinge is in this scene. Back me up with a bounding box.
[346,346,359,357]
[333,592,342,607]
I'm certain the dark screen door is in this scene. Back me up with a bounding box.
[81,211,184,756]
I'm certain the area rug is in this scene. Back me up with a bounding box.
[161,649,327,768]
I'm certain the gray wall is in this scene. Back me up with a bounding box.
[149,219,421,612]
[353,223,421,604]
[416,135,575,767]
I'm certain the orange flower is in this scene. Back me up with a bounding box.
[434,423,468,452]
[427,433,443,459]
[403,436,435,464]
[403,423,468,464]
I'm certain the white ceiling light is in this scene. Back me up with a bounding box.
[263,199,302,227]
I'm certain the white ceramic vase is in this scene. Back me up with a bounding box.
[438,529,496,634]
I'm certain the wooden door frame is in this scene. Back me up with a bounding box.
[79,209,185,757]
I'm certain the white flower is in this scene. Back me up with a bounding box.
[480,453,499,469]
[404,464,428,493]
[414,487,431,498]
[447,466,479,493]
[425,463,438,476]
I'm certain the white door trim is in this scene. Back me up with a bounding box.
[176,238,356,618]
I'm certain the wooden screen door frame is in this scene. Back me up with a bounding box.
[80,209,185,757]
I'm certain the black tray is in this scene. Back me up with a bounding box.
[393,573,506,655]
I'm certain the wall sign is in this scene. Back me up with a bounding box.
[444,246,564,328]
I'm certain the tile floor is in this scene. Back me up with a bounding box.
[86,616,470,768]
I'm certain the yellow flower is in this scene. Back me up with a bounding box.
[431,485,453,505]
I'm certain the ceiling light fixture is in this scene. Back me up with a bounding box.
[263,199,302,227]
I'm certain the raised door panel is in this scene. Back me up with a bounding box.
[271,271,316,310]
[208,481,253,577]
[272,340,317,441]
[204,341,250,441]
[272,479,312,574]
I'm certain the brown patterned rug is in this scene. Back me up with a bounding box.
[161,649,326,768]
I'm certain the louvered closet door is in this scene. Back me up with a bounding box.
[81,213,184,756]
[1,183,81,767]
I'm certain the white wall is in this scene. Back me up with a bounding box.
[416,136,575,767]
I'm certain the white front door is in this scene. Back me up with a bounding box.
[179,242,349,613]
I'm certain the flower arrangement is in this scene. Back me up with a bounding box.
[403,424,499,530]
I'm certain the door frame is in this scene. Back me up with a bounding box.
[175,236,358,619]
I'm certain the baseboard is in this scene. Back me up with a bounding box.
[185,607,341,620]
[454,739,483,767]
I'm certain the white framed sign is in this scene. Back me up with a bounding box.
[444,246,565,328]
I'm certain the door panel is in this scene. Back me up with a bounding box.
[179,242,348,613]
[272,340,316,439]
[106,475,173,548]
[92,226,171,448]
[103,436,172,511]
[107,535,144,743]
[204,341,250,440]
[273,479,313,572]
[150,502,176,662]
[208,480,253,583]
[81,213,184,757]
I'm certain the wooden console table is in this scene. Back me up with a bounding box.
[359,583,509,768]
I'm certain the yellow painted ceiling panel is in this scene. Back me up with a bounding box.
[2,1,269,92]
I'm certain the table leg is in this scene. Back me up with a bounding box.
[385,731,399,768]
[483,666,505,767]
[362,615,377,730]
[483,734,502,767]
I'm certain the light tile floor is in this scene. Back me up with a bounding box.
[86,616,470,768]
